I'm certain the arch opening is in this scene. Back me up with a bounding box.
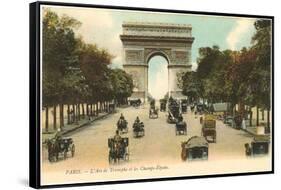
[148,55,169,100]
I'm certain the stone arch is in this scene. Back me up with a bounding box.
[145,50,170,65]
[120,22,194,102]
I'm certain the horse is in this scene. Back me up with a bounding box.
[110,141,125,163]
[117,119,127,133]
[244,143,252,157]
[181,142,188,161]
[46,139,60,162]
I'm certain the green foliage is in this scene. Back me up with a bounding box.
[179,19,271,111]
[42,10,133,107]
[181,71,202,102]
[43,9,81,105]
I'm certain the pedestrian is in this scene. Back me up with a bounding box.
[242,118,246,130]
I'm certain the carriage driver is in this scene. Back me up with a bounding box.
[120,113,125,120]
[54,127,63,140]
[178,114,183,122]
[135,116,140,124]
[113,130,122,144]
[117,113,125,125]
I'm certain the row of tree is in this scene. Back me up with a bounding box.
[43,9,133,132]
[180,19,271,128]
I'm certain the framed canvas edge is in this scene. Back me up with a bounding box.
[29,1,275,189]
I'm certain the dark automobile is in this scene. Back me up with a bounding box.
[46,137,75,162]
[181,136,208,161]
[245,135,270,157]
[175,121,187,135]
[108,137,129,163]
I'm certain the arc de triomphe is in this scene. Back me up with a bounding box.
[120,22,194,102]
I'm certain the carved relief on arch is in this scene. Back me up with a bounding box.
[144,48,172,64]
[171,51,189,64]
[125,50,144,63]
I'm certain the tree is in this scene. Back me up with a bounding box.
[250,19,272,128]
[42,9,81,131]
[110,69,134,105]
[79,43,114,104]
[181,71,202,103]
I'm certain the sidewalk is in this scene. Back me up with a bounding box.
[42,111,113,142]
[243,126,270,136]
[243,126,257,136]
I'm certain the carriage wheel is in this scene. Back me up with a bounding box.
[125,153,129,161]
[108,153,113,164]
[71,145,75,157]
[48,152,53,162]
[108,155,112,164]
[64,151,67,159]
[54,152,59,162]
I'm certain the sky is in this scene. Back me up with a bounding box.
[43,5,257,99]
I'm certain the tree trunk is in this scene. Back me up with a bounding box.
[262,109,264,120]
[67,104,70,124]
[90,104,93,116]
[82,103,85,118]
[86,104,89,116]
[45,106,49,133]
[249,107,252,127]
[72,104,76,124]
[267,108,270,129]
[256,106,259,126]
[59,104,64,128]
[53,105,57,130]
[77,103,80,121]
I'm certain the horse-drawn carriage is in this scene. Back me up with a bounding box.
[167,101,180,124]
[129,98,141,108]
[245,135,270,157]
[117,119,128,134]
[149,108,159,119]
[175,121,187,135]
[201,115,216,143]
[108,137,129,163]
[46,137,75,162]
[149,99,158,119]
[133,121,145,138]
[160,99,167,112]
[181,136,208,161]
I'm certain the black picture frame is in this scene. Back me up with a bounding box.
[30,1,274,188]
